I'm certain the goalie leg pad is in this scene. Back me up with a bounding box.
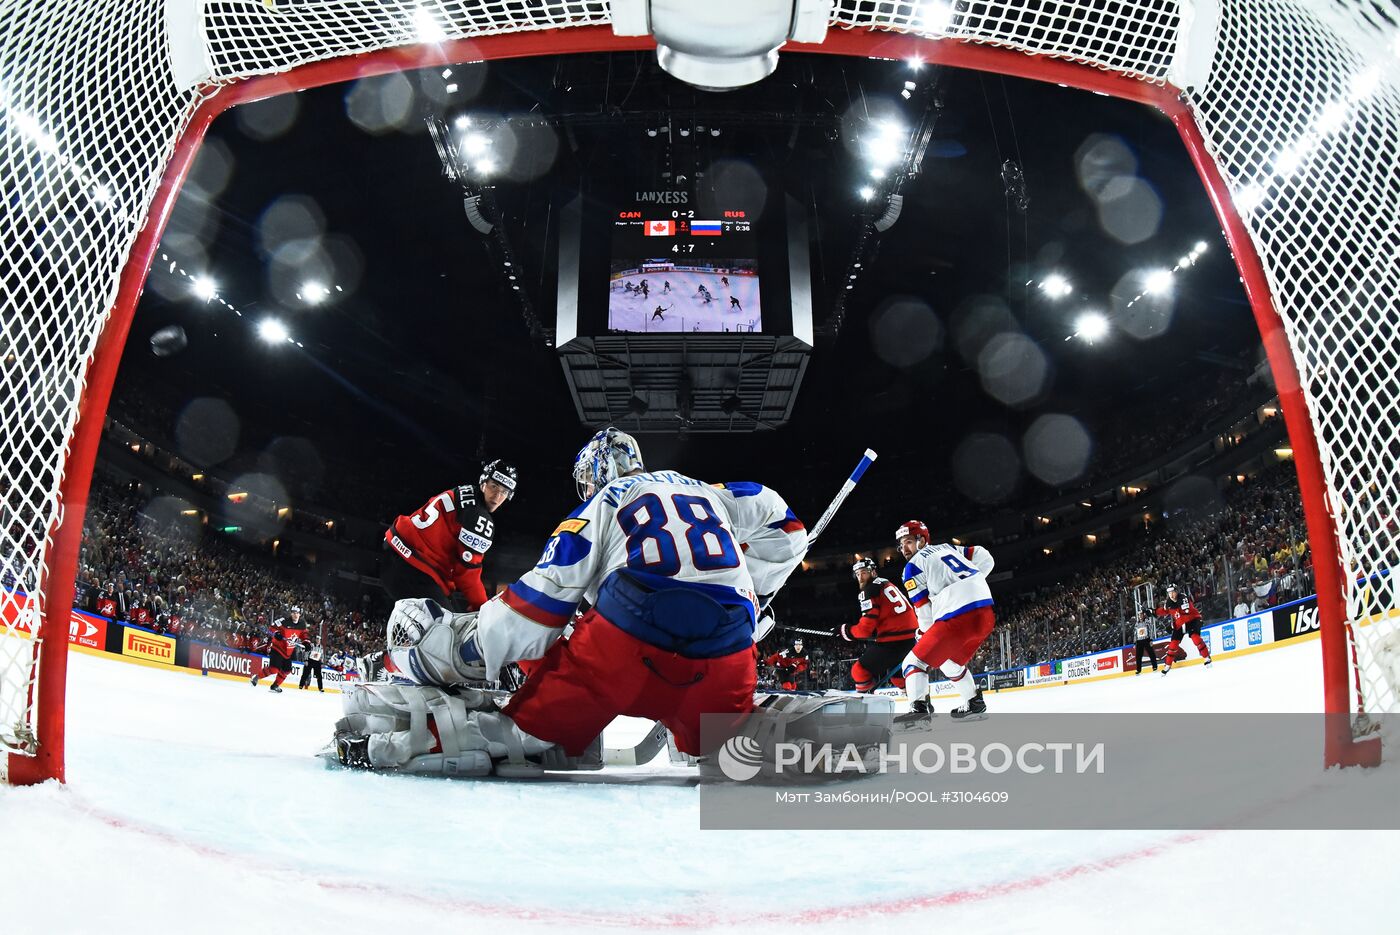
[336,683,515,776]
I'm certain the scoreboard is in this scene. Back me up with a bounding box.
[607,207,763,333]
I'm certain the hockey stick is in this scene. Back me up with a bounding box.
[805,448,878,549]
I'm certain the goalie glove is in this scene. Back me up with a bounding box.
[383,598,486,686]
[754,607,778,643]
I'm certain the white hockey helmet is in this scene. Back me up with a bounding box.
[573,426,644,499]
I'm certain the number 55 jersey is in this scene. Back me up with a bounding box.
[385,484,496,608]
[475,471,805,678]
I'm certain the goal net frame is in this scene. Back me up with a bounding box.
[4,1,1390,783]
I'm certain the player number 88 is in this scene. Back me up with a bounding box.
[617,493,740,576]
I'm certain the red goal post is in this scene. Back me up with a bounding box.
[3,1,1392,783]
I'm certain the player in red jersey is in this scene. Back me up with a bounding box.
[251,607,306,693]
[841,557,919,692]
[764,639,809,690]
[383,460,517,612]
[1156,583,1213,674]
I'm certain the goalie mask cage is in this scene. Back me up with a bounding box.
[2,0,1396,783]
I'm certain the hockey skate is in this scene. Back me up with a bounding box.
[950,689,987,722]
[894,699,934,731]
[1203,657,1213,668]
[270,684,282,693]
[249,673,259,687]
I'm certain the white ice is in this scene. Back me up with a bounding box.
[2,638,1396,934]
[608,270,761,333]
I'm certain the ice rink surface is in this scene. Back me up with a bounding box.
[608,270,761,333]
[3,638,1396,934]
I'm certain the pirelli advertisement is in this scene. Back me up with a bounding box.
[121,627,176,665]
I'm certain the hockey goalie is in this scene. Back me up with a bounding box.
[331,426,817,777]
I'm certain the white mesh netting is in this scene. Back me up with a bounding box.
[3,1,1399,774]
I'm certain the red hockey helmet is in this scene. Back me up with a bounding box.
[894,520,929,544]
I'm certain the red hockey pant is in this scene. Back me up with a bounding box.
[909,606,996,674]
[503,608,757,756]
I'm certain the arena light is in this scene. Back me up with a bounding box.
[858,186,875,200]
[864,128,904,166]
[412,5,447,43]
[1074,311,1110,343]
[921,0,955,33]
[1193,240,1208,255]
[444,83,459,94]
[191,275,217,302]
[1039,273,1072,299]
[475,158,495,176]
[1143,268,1174,295]
[906,56,924,71]
[441,68,452,79]
[462,132,490,155]
[300,281,329,304]
[257,317,290,345]
[454,115,471,130]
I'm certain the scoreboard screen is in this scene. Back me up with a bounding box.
[607,209,762,333]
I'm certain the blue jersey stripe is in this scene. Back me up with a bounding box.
[936,597,994,621]
[506,581,577,620]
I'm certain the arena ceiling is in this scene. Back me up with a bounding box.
[118,49,1262,529]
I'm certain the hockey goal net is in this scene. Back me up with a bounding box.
[3,0,1397,782]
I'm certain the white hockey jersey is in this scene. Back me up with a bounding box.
[901,542,995,631]
[476,472,805,677]
[708,481,808,600]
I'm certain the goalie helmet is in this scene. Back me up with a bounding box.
[573,426,644,499]
[851,556,877,580]
[894,520,929,544]
[480,459,519,500]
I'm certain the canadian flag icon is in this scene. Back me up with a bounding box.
[645,220,675,236]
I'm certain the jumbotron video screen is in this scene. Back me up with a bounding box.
[607,211,761,333]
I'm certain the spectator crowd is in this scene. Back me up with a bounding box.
[71,474,381,667]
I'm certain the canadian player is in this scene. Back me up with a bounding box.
[251,606,306,693]
[895,521,996,726]
[334,427,809,775]
[763,638,809,690]
[382,460,517,612]
[1156,583,1213,674]
[841,556,918,693]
